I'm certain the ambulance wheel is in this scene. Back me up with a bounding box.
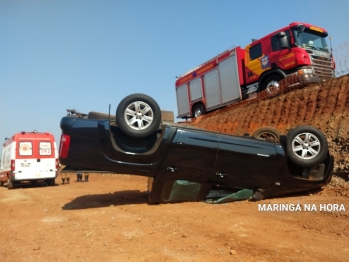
[7,178,15,190]
[116,94,161,138]
[47,178,55,186]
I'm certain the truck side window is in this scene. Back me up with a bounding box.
[249,43,262,61]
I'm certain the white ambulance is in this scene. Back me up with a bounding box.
[0,131,59,189]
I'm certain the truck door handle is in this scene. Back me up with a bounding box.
[167,167,178,172]
[216,172,226,178]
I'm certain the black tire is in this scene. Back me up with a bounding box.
[0,181,4,186]
[192,104,206,118]
[88,111,116,120]
[7,178,15,190]
[47,178,55,186]
[261,74,283,91]
[252,126,280,142]
[286,126,328,168]
[116,94,161,138]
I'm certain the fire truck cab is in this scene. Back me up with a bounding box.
[0,131,59,189]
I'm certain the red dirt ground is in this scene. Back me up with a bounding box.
[0,173,348,262]
[1,76,348,261]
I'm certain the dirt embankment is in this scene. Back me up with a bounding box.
[191,75,349,173]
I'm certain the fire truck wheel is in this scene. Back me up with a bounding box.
[252,126,280,142]
[116,94,161,138]
[0,181,4,186]
[7,178,15,190]
[261,75,283,91]
[286,126,328,168]
[192,104,206,118]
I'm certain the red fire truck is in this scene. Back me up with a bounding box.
[175,22,335,118]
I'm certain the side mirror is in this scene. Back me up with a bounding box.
[276,32,290,49]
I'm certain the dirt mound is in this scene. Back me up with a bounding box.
[191,74,349,173]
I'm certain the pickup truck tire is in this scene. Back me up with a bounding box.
[116,94,161,138]
[252,126,280,142]
[286,126,328,168]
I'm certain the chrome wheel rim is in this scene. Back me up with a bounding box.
[266,80,279,93]
[194,108,202,118]
[292,132,321,159]
[124,101,154,130]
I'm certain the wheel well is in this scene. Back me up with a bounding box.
[191,102,205,116]
[259,69,286,90]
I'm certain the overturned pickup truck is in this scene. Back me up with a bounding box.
[59,94,334,204]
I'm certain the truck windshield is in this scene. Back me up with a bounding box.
[292,28,329,52]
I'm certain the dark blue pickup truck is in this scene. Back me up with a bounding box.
[59,94,334,204]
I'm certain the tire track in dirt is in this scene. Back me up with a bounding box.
[191,75,349,171]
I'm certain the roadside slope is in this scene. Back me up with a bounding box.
[192,75,349,172]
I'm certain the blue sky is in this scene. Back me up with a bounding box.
[1,0,349,146]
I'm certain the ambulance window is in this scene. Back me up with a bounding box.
[39,142,52,156]
[250,43,262,60]
[19,142,33,156]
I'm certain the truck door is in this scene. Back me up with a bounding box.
[244,42,264,85]
[269,30,295,70]
[16,141,35,179]
[149,128,218,202]
[36,140,56,178]
[212,136,279,190]
[158,128,218,182]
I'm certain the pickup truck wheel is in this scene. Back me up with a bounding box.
[252,127,280,142]
[7,178,15,190]
[193,104,205,118]
[286,126,328,168]
[116,94,161,138]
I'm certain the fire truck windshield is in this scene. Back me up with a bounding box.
[293,28,329,52]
